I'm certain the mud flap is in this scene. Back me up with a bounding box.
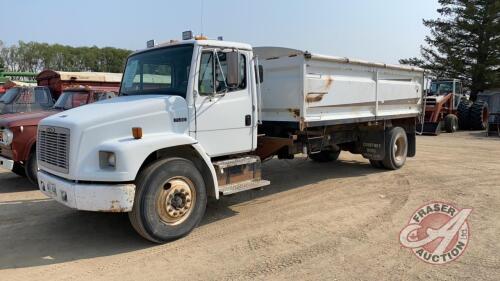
[407,132,416,157]
[359,128,385,161]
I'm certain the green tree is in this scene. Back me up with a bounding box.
[0,41,132,74]
[401,0,500,99]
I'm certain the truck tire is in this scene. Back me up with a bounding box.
[381,127,408,170]
[25,151,38,186]
[369,159,384,169]
[457,100,472,129]
[469,100,489,130]
[444,114,459,133]
[129,157,207,243]
[309,149,340,162]
[12,163,26,177]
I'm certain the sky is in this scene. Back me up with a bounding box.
[0,0,439,64]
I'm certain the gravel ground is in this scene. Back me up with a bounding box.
[0,131,499,281]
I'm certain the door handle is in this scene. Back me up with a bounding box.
[245,115,251,126]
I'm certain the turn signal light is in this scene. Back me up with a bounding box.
[132,127,143,139]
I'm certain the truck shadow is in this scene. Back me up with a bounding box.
[0,156,385,269]
[0,173,39,193]
[202,156,385,222]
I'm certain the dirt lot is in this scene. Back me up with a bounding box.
[0,131,499,280]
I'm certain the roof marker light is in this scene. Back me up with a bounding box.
[146,40,156,48]
[182,31,193,40]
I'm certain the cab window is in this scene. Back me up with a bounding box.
[198,50,247,95]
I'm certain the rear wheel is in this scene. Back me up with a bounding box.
[381,127,408,170]
[444,114,459,133]
[369,159,384,169]
[470,100,489,130]
[457,99,472,129]
[309,149,340,162]
[25,151,38,185]
[129,158,207,243]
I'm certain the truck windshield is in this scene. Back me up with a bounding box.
[0,87,54,114]
[54,91,90,110]
[0,87,20,104]
[120,45,193,98]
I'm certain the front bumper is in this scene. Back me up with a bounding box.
[38,171,136,212]
[0,155,14,171]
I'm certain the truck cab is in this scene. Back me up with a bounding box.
[37,34,423,243]
[428,79,464,110]
[0,86,54,115]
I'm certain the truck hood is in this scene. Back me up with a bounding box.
[41,95,188,129]
[0,110,59,128]
[38,95,190,180]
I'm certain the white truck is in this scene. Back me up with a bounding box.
[37,33,424,243]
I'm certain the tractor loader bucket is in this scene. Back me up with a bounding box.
[418,122,442,135]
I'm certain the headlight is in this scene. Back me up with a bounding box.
[0,129,14,145]
[99,151,116,169]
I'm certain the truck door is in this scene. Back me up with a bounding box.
[193,49,254,157]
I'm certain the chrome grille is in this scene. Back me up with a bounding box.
[38,126,70,174]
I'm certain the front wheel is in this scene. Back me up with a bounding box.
[12,163,26,177]
[25,151,38,185]
[444,114,459,133]
[129,158,207,243]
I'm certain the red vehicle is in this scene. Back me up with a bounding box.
[0,73,121,184]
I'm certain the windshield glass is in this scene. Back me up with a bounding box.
[120,45,193,98]
[0,87,20,104]
[54,91,90,110]
[429,82,453,95]
[0,87,54,114]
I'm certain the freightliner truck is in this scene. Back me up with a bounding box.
[36,33,424,243]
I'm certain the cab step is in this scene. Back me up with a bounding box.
[219,179,271,195]
[213,155,271,195]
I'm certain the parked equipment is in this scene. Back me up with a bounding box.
[477,90,500,136]
[0,69,37,96]
[419,79,489,135]
[36,33,424,243]
[0,72,121,185]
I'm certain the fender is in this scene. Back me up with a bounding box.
[78,132,219,198]
[21,137,37,161]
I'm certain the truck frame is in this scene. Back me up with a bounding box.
[36,35,424,243]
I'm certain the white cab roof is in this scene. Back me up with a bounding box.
[133,39,253,56]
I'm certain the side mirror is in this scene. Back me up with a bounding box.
[258,65,264,83]
[226,52,240,87]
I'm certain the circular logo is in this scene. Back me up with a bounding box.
[399,202,472,265]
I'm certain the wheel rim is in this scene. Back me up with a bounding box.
[156,177,196,226]
[482,108,488,127]
[393,135,407,163]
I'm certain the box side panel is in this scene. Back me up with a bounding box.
[304,59,422,124]
[260,56,304,123]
